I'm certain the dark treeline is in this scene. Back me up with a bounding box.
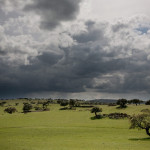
[0,98,150,106]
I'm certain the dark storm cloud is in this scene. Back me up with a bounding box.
[0,45,143,97]
[0,52,90,97]
[34,52,63,65]
[0,47,6,55]
[24,0,82,30]
[19,49,94,93]
[73,21,104,43]
[62,45,127,77]
[122,72,150,92]
[1,19,150,98]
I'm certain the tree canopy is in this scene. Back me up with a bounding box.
[117,99,127,108]
[129,111,150,136]
[91,107,102,118]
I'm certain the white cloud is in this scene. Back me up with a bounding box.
[89,0,150,21]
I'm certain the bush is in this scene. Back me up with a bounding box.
[34,106,43,111]
[60,101,68,107]
[37,101,44,104]
[91,115,103,120]
[59,107,76,110]
[4,107,17,114]
[15,103,19,106]
[108,103,117,106]
[108,113,129,119]
[31,101,36,104]
[42,102,49,110]
[23,103,32,113]
[141,109,150,114]
[0,102,6,107]
[145,100,150,105]
[69,99,76,107]
[43,108,50,111]
[74,102,80,107]
[59,107,68,110]
[77,105,94,108]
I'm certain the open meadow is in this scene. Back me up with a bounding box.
[0,100,150,150]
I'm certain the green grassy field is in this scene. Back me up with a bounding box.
[0,100,150,150]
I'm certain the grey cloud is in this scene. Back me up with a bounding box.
[0,6,21,25]
[0,0,5,6]
[62,45,127,77]
[35,52,63,65]
[24,0,82,30]
[73,20,108,43]
[1,17,150,98]
[112,22,129,32]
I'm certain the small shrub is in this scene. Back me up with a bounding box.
[108,113,129,119]
[59,107,68,110]
[108,103,117,106]
[69,99,76,107]
[145,100,150,105]
[78,105,94,108]
[59,107,76,110]
[141,109,150,114]
[4,107,17,114]
[23,103,32,113]
[91,115,103,120]
[102,114,108,117]
[74,102,80,107]
[37,101,44,104]
[23,102,29,105]
[34,106,43,111]
[0,102,6,107]
[68,107,76,110]
[60,101,68,107]
[15,103,19,106]
[42,102,49,110]
[43,108,50,111]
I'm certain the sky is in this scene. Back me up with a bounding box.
[0,0,150,100]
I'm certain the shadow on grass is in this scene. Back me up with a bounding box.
[116,106,127,109]
[129,137,150,141]
[90,115,103,120]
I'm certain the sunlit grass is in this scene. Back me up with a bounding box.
[0,100,150,150]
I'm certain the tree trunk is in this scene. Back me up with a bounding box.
[145,128,150,136]
[95,112,97,118]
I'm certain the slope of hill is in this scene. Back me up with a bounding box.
[88,99,117,104]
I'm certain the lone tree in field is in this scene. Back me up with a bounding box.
[117,99,127,108]
[91,107,102,118]
[129,113,150,136]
